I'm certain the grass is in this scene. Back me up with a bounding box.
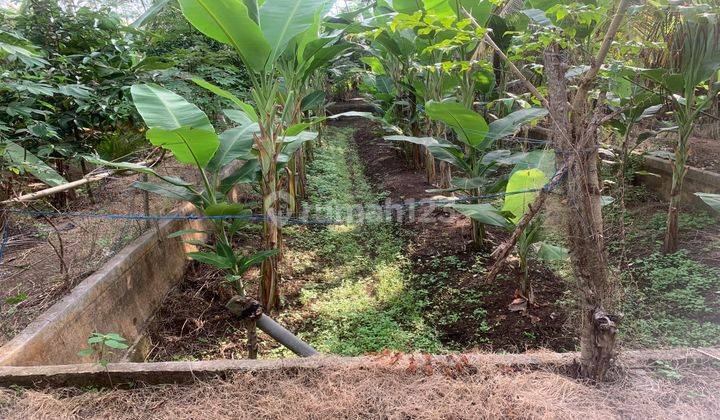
[281,126,442,356]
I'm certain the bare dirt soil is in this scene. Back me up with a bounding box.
[0,159,197,346]
[352,121,575,352]
[1,357,719,419]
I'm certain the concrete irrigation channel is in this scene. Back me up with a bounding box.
[636,155,720,209]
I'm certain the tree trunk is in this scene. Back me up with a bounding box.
[545,43,617,381]
[257,130,281,312]
[470,187,485,246]
[435,122,451,188]
[663,125,691,254]
[424,147,436,185]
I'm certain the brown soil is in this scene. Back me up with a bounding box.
[144,260,278,362]
[351,120,575,352]
[0,159,197,347]
[2,360,719,419]
[144,118,575,362]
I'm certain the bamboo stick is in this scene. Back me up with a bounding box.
[2,160,150,205]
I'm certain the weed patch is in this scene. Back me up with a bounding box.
[621,251,720,347]
[283,127,442,355]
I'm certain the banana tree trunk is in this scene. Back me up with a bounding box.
[435,123,451,188]
[663,124,692,254]
[424,147,436,185]
[438,161,451,188]
[296,149,307,200]
[260,176,281,311]
[470,219,485,246]
[470,188,485,246]
[257,129,281,312]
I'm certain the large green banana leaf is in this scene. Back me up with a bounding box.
[486,108,549,143]
[259,0,327,65]
[502,168,548,224]
[425,101,489,149]
[206,124,259,173]
[178,0,270,72]
[131,84,220,168]
[131,84,214,132]
[146,127,220,168]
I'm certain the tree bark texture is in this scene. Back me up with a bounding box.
[545,43,617,380]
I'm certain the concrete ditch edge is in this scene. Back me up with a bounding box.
[0,163,245,367]
[637,155,720,208]
[0,347,717,388]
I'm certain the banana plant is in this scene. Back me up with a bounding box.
[363,3,493,186]
[603,66,662,263]
[276,17,354,210]
[385,100,548,244]
[640,8,720,253]
[500,168,567,302]
[87,83,275,297]
[178,0,346,311]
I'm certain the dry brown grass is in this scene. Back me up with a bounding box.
[1,361,718,420]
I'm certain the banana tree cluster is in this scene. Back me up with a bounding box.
[386,100,548,245]
[356,1,554,248]
[356,1,498,187]
[87,83,276,297]
[173,0,358,311]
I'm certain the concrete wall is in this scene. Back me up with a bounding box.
[0,203,208,366]
[636,155,720,209]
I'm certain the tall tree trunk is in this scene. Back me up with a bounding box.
[545,43,618,380]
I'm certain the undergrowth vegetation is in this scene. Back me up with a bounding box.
[622,251,720,348]
[282,127,441,355]
[2,0,720,389]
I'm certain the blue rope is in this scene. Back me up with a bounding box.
[0,185,559,267]
[5,188,545,223]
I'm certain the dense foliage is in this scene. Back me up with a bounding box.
[1,0,719,382]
